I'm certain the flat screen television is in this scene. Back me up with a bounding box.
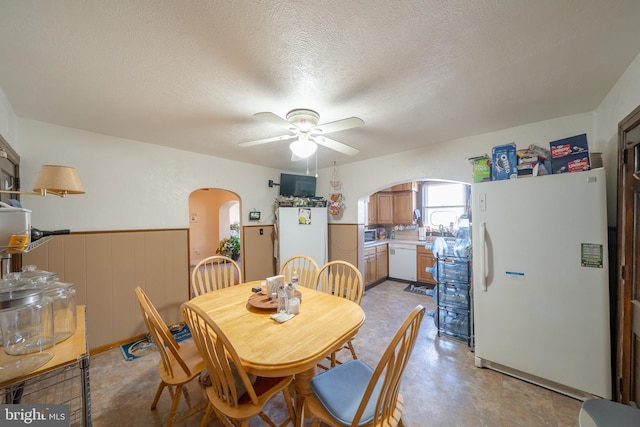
[279,173,316,197]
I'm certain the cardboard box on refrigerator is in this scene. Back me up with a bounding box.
[549,133,590,173]
[472,157,491,183]
[551,153,591,174]
[491,143,518,180]
[549,133,588,158]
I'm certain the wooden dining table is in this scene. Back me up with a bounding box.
[187,280,366,426]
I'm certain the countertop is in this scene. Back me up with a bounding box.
[365,239,430,248]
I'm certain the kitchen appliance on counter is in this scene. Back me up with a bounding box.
[472,168,611,399]
[364,229,376,244]
[388,243,417,281]
[418,227,427,241]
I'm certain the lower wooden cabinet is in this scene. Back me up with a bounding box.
[375,244,388,280]
[417,245,436,285]
[364,244,388,286]
[364,247,376,285]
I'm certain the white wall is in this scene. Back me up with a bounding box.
[593,53,640,223]
[16,119,282,231]
[8,49,640,230]
[317,112,595,223]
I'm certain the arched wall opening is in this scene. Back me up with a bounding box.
[188,188,241,267]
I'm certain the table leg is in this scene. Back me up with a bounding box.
[294,368,315,427]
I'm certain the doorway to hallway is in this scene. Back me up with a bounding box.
[188,188,241,269]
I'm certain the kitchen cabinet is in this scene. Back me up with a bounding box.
[376,192,393,224]
[375,244,388,281]
[417,245,436,285]
[393,191,417,224]
[364,244,388,286]
[364,247,376,286]
[391,182,418,192]
[367,194,377,224]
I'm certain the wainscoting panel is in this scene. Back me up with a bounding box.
[23,229,189,351]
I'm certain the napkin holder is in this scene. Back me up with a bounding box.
[265,275,284,299]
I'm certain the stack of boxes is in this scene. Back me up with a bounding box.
[472,133,592,182]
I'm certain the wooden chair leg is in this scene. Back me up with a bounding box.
[166,384,183,427]
[281,386,296,426]
[257,412,275,426]
[200,404,213,427]
[181,385,193,409]
[347,339,358,360]
[151,381,166,409]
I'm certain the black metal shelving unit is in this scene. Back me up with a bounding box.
[433,255,473,346]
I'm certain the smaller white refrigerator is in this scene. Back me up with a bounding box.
[276,207,328,270]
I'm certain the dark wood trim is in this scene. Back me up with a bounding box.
[0,135,21,273]
[0,134,20,166]
[615,103,640,403]
[62,228,190,234]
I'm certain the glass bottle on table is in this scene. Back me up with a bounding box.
[287,271,297,299]
[277,286,289,314]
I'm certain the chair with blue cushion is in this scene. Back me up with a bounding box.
[307,305,425,427]
[315,260,364,369]
[579,398,640,426]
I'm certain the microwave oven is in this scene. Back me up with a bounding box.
[364,229,376,243]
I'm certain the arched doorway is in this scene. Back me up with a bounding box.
[188,188,241,268]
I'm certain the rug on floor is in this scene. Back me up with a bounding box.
[403,284,433,296]
[120,322,192,361]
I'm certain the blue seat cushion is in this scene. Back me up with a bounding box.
[581,398,640,427]
[310,360,382,426]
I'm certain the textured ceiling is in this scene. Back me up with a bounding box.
[0,0,639,173]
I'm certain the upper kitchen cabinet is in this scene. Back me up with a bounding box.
[376,192,393,224]
[391,182,418,192]
[367,194,377,224]
[393,188,417,224]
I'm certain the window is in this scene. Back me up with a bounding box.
[421,182,469,231]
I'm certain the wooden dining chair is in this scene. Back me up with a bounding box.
[278,254,320,289]
[134,287,206,427]
[191,255,242,297]
[307,305,425,427]
[181,301,296,427]
[315,260,364,369]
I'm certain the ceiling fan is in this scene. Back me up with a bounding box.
[239,109,364,160]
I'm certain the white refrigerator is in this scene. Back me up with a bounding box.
[276,207,328,270]
[472,167,611,399]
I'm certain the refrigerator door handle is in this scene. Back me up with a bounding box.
[479,222,487,291]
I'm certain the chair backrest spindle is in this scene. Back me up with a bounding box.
[279,255,320,289]
[191,255,242,296]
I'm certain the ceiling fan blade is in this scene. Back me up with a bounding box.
[312,117,364,135]
[238,134,296,147]
[254,112,300,131]
[314,136,359,156]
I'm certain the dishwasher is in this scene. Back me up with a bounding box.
[388,243,417,281]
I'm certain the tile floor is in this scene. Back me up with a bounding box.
[89,280,582,426]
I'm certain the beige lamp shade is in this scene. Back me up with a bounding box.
[33,165,85,196]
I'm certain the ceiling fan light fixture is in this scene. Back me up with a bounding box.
[290,136,317,158]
